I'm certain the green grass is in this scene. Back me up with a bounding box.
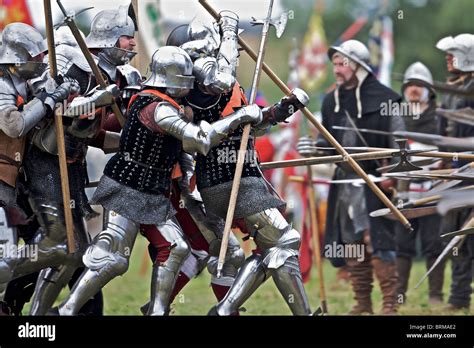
[51,236,473,316]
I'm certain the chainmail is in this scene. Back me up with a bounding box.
[24,145,98,220]
[200,176,285,219]
[184,89,261,189]
[91,175,176,225]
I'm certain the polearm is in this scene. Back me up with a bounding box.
[301,145,474,159]
[215,0,277,278]
[56,0,126,127]
[333,125,474,152]
[415,216,474,289]
[199,0,413,231]
[432,81,474,99]
[437,108,474,127]
[289,175,430,188]
[260,149,474,171]
[44,0,76,253]
[305,166,328,314]
[415,236,464,289]
[385,172,474,182]
[370,184,474,218]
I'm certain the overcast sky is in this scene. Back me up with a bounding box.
[27,0,284,30]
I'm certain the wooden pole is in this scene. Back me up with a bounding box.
[306,166,328,313]
[215,0,276,277]
[130,0,148,75]
[260,150,474,170]
[44,0,76,252]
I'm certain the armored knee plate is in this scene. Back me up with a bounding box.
[29,199,89,256]
[82,211,138,277]
[148,217,190,315]
[59,213,139,316]
[30,199,68,245]
[9,199,90,281]
[156,217,191,268]
[179,249,208,280]
[245,208,301,269]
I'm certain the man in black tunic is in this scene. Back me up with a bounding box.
[298,40,405,314]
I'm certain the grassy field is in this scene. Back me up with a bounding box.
[53,236,473,316]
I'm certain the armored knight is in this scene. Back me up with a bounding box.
[166,13,313,315]
[85,7,244,314]
[0,29,119,315]
[0,23,80,314]
[86,7,243,311]
[22,26,123,316]
[57,44,267,315]
[85,6,141,119]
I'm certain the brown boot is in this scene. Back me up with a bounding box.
[346,257,373,315]
[396,257,412,305]
[336,265,350,282]
[426,257,445,305]
[373,258,398,315]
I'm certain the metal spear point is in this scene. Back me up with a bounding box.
[441,227,474,238]
[370,184,474,218]
[437,188,474,216]
[415,216,474,289]
[250,11,288,38]
[383,171,474,182]
[414,235,464,289]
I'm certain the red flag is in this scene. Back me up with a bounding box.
[0,0,33,30]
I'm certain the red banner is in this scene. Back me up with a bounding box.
[0,0,33,30]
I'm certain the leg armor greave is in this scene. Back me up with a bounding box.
[148,217,190,316]
[245,208,311,315]
[29,265,78,315]
[245,208,301,269]
[270,256,312,315]
[29,208,90,315]
[213,254,269,315]
[11,200,89,282]
[58,211,138,315]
